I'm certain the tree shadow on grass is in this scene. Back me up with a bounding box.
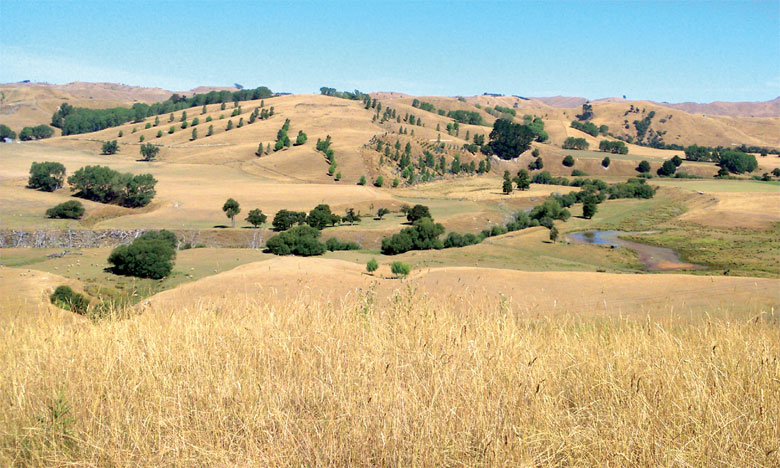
[212,225,229,229]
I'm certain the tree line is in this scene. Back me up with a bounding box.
[51,86,274,135]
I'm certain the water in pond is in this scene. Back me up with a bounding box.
[568,230,703,271]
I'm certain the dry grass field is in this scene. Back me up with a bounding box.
[1,289,778,467]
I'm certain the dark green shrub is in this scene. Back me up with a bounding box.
[325,237,360,251]
[266,225,325,256]
[562,155,575,167]
[50,285,90,314]
[46,200,85,219]
[108,234,176,279]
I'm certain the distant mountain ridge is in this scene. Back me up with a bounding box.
[529,94,779,118]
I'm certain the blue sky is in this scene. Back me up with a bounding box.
[1,0,778,103]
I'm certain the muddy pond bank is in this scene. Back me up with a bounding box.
[568,230,704,272]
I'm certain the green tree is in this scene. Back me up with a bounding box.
[307,204,340,230]
[602,156,611,168]
[108,234,176,279]
[377,207,390,219]
[0,124,17,140]
[487,119,535,159]
[502,178,513,194]
[391,261,411,277]
[191,128,197,140]
[671,155,683,167]
[335,172,342,181]
[28,161,66,192]
[342,208,361,225]
[46,200,85,219]
[514,169,530,190]
[140,143,160,161]
[156,130,162,138]
[562,155,575,167]
[101,140,119,155]
[366,258,379,274]
[222,198,241,227]
[207,125,214,136]
[245,208,267,228]
[657,160,677,177]
[637,160,651,173]
[294,130,307,146]
[582,195,598,219]
[168,126,175,134]
[358,175,367,185]
[272,209,307,231]
[374,175,384,187]
[406,204,431,223]
[549,225,559,243]
[226,120,234,131]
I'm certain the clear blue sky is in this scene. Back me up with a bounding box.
[1,0,778,103]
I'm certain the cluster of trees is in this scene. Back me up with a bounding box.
[576,102,594,121]
[101,140,119,155]
[503,169,530,194]
[52,88,274,135]
[447,110,484,125]
[684,145,758,174]
[562,137,589,150]
[570,120,600,137]
[411,99,436,112]
[274,119,292,151]
[28,161,66,191]
[319,87,370,101]
[18,124,55,140]
[67,165,157,207]
[656,157,683,177]
[484,119,541,160]
[0,124,17,140]
[599,140,629,154]
[633,111,655,142]
[719,151,757,174]
[108,230,177,279]
[264,204,362,256]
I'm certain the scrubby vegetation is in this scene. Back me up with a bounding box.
[599,140,628,154]
[49,285,89,314]
[67,165,157,207]
[562,137,589,150]
[45,200,85,219]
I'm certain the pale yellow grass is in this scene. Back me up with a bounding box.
[679,192,780,229]
[1,287,778,467]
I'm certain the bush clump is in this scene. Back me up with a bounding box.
[266,225,326,256]
[50,285,90,314]
[325,237,361,251]
[46,200,85,219]
[108,230,177,279]
[68,165,157,207]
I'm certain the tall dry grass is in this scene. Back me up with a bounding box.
[1,291,778,467]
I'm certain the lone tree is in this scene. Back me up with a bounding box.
[101,140,119,155]
[377,207,390,220]
[549,226,559,243]
[140,143,160,161]
[366,258,379,274]
[28,161,66,192]
[514,169,530,190]
[562,155,575,167]
[602,156,611,168]
[222,198,241,227]
[391,261,411,278]
[637,160,651,173]
[406,204,431,223]
[502,177,514,195]
[245,208,267,228]
[583,195,598,219]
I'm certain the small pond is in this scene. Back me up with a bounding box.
[568,230,704,271]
